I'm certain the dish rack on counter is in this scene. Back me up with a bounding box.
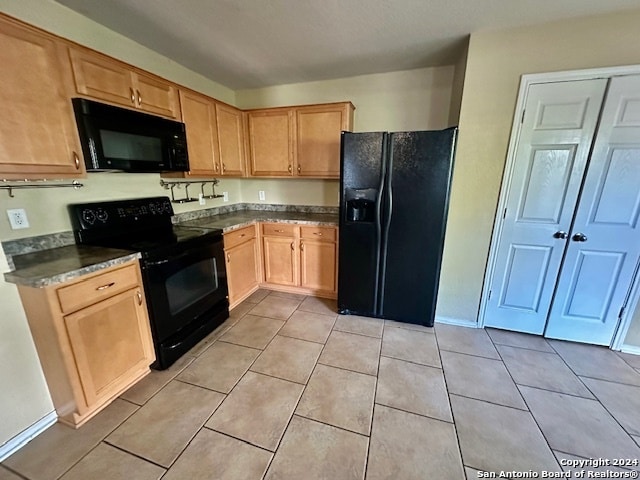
[159,179,224,203]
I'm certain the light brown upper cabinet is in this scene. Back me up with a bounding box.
[247,102,354,178]
[0,16,84,179]
[295,103,354,178]
[180,90,219,176]
[215,102,246,176]
[248,108,295,176]
[69,47,180,119]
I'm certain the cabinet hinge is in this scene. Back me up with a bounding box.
[502,208,507,219]
[521,109,526,124]
[619,306,626,319]
[488,290,492,301]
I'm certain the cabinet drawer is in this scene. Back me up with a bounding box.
[262,223,296,237]
[300,226,336,242]
[224,224,256,250]
[57,264,139,314]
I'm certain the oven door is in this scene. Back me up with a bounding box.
[141,237,228,345]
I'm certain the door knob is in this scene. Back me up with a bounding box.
[572,233,588,242]
[553,231,568,239]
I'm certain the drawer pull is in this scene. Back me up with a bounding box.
[313,232,323,236]
[240,233,246,237]
[96,282,115,291]
[275,229,284,233]
[73,152,80,170]
[290,242,294,251]
[137,291,143,305]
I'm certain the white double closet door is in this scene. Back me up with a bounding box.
[484,75,640,345]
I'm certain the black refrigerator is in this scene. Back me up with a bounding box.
[338,128,457,327]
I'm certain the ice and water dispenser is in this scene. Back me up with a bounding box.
[345,188,376,223]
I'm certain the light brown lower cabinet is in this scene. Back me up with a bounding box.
[17,260,155,428]
[223,224,261,308]
[261,223,338,298]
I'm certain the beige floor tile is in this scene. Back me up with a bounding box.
[385,319,435,333]
[549,340,640,386]
[120,354,195,405]
[244,289,270,303]
[163,429,272,480]
[268,290,307,302]
[189,316,242,357]
[465,466,485,479]
[265,416,368,480]
[450,394,559,472]
[441,350,526,410]
[178,341,261,393]
[297,296,338,316]
[248,296,301,320]
[519,385,640,460]
[319,331,381,375]
[0,466,22,480]
[376,356,452,421]
[553,451,632,474]
[3,399,137,480]
[334,314,384,338]
[616,351,640,370]
[250,335,323,384]
[435,324,500,359]
[107,381,224,467]
[579,377,640,436]
[366,405,464,480]
[206,371,304,451]
[59,443,164,480]
[278,310,336,344]
[229,301,254,320]
[381,326,440,367]
[486,328,554,352]
[496,344,593,398]
[296,364,376,435]
[220,314,284,349]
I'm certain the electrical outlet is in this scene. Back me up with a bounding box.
[7,208,30,230]
[198,193,206,205]
[259,190,266,201]
[223,191,229,202]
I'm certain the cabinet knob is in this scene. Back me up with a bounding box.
[130,88,135,104]
[136,90,142,105]
[553,231,568,239]
[300,241,304,251]
[137,291,143,305]
[572,233,588,242]
[297,165,301,173]
[227,253,231,263]
[288,165,292,173]
[222,163,226,173]
[215,163,219,172]
[73,152,80,170]
[290,242,294,251]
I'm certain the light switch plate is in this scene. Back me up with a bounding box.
[259,190,266,201]
[7,208,29,229]
[223,191,229,202]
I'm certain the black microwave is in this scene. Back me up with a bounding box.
[72,98,189,173]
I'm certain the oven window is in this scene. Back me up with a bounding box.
[100,130,162,161]
[165,258,219,315]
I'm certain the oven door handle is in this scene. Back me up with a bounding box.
[145,251,191,266]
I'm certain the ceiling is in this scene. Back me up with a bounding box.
[54,0,640,90]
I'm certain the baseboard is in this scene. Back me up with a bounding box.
[0,411,57,462]
[435,316,478,328]
[619,344,640,356]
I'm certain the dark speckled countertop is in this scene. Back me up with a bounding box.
[4,245,140,288]
[3,208,338,288]
[178,211,339,232]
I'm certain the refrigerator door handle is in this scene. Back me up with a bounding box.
[373,135,388,316]
[378,135,394,315]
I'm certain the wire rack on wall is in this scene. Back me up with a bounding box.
[0,179,84,198]
[159,179,224,203]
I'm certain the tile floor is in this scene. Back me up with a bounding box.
[3,289,640,479]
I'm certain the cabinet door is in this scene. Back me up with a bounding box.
[263,236,297,286]
[134,72,180,119]
[295,103,354,178]
[64,288,154,406]
[300,240,337,292]
[248,109,294,176]
[180,90,219,176]
[226,238,260,304]
[0,18,84,179]
[216,102,246,176]
[69,48,136,109]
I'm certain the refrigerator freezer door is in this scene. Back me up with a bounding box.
[338,132,386,316]
[378,128,457,326]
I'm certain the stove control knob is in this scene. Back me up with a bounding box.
[82,209,96,225]
[96,208,108,223]
[149,203,157,214]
